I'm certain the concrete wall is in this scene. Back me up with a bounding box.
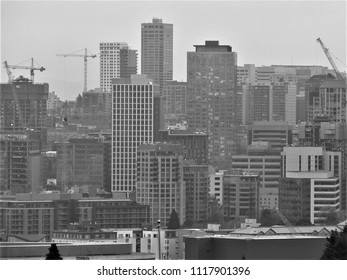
[185,237,327,260]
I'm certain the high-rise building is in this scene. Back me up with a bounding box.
[296,121,347,215]
[304,74,335,123]
[0,78,49,149]
[158,129,208,165]
[280,146,342,224]
[296,93,305,123]
[0,134,42,194]
[136,143,185,227]
[111,75,159,198]
[319,80,347,123]
[55,138,106,192]
[232,141,281,209]
[242,83,297,125]
[99,42,137,92]
[242,84,271,124]
[162,81,187,127]
[187,40,238,169]
[99,42,137,115]
[141,18,173,92]
[222,170,260,222]
[183,163,210,224]
[119,48,138,79]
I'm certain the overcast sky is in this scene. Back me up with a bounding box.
[1,0,346,100]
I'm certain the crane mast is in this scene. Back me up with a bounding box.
[316,37,343,80]
[57,48,97,93]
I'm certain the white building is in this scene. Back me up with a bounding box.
[111,75,159,198]
[209,170,227,205]
[280,147,342,224]
[99,42,128,92]
[140,230,177,260]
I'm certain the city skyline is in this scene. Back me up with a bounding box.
[1,0,346,100]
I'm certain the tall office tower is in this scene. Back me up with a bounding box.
[319,80,347,123]
[222,170,260,222]
[248,121,293,154]
[0,77,49,149]
[141,18,173,93]
[187,41,238,169]
[162,81,187,127]
[119,48,138,79]
[0,134,42,194]
[272,83,297,125]
[136,143,185,227]
[242,84,271,125]
[158,130,208,165]
[183,163,210,224]
[280,147,342,224]
[304,74,335,122]
[99,42,136,92]
[100,42,137,114]
[112,75,159,198]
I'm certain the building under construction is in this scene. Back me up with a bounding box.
[0,76,49,149]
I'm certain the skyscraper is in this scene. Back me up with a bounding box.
[187,40,238,169]
[141,18,173,92]
[111,75,159,198]
[100,42,138,92]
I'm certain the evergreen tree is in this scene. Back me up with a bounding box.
[321,225,347,260]
[167,209,180,229]
[45,243,63,260]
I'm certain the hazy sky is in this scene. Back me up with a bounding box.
[1,0,346,100]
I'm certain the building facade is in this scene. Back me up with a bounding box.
[183,164,210,224]
[111,75,159,198]
[187,40,238,169]
[141,18,173,92]
[162,81,187,127]
[222,171,260,222]
[55,138,106,192]
[0,78,49,149]
[0,134,42,194]
[280,147,342,224]
[136,143,185,227]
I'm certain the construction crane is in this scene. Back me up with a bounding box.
[57,48,97,93]
[3,58,46,83]
[273,207,298,234]
[316,38,344,80]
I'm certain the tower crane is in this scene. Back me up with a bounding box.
[3,58,46,83]
[316,38,344,80]
[57,48,97,93]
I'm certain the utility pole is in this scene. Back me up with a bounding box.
[157,220,161,260]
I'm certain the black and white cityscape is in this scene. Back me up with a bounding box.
[1,1,346,260]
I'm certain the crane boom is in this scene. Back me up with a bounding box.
[57,48,97,92]
[316,38,343,80]
[3,58,46,83]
